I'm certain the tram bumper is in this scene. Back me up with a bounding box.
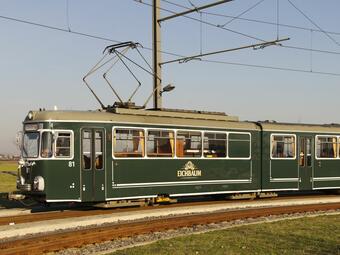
[16,160,46,200]
[17,177,45,191]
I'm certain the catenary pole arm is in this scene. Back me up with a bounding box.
[160,37,290,65]
[158,0,233,23]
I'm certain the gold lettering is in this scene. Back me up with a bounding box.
[177,170,202,177]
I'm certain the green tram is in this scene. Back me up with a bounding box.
[17,107,340,203]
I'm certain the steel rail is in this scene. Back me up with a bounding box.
[0,200,226,226]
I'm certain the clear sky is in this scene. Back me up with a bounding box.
[0,0,339,154]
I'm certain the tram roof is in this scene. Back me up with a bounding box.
[24,109,340,133]
[259,121,340,133]
[24,108,259,130]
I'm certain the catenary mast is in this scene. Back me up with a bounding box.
[152,0,162,109]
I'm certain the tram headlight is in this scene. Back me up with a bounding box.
[17,175,25,185]
[16,176,25,189]
[27,111,34,120]
[33,176,45,191]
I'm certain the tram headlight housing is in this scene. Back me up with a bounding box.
[33,176,45,191]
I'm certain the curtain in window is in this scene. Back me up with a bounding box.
[169,131,174,156]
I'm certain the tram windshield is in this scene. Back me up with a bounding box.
[22,132,40,158]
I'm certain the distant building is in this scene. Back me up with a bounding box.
[0,154,19,161]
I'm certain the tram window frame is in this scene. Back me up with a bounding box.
[338,137,340,160]
[113,128,145,158]
[95,130,104,170]
[35,129,74,160]
[228,132,251,159]
[54,131,73,159]
[306,138,313,167]
[203,132,227,158]
[271,134,296,160]
[176,131,202,158]
[41,131,53,158]
[315,135,338,160]
[22,132,40,159]
[146,129,175,158]
[299,137,311,167]
[82,130,92,170]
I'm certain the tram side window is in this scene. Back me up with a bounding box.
[113,129,145,158]
[316,136,337,158]
[82,131,92,170]
[203,132,227,158]
[147,130,174,157]
[338,137,340,159]
[306,138,312,166]
[271,135,295,158]
[55,132,72,158]
[95,131,103,169]
[176,131,202,158]
[228,133,250,158]
[299,137,312,167]
[41,132,53,158]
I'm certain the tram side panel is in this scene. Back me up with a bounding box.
[313,133,340,191]
[261,130,300,192]
[44,123,81,202]
[105,126,261,200]
[18,122,82,202]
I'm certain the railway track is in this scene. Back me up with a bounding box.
[0,194,335,226]
[0,202,339,255]
[0,200,224,226]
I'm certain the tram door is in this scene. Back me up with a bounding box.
[81,128,106,202]
[298,136,313,190]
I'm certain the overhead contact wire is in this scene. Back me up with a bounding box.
[218,0,266,28]
[161,0,340,37]
[0,3,339,77]
[134,0,267,42]
[287,0,340,47]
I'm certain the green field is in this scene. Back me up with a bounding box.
[0,161,17,193]
[111,214,340,255]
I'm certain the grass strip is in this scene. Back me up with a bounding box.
[111,214,340,255]
[0,161,17,192]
